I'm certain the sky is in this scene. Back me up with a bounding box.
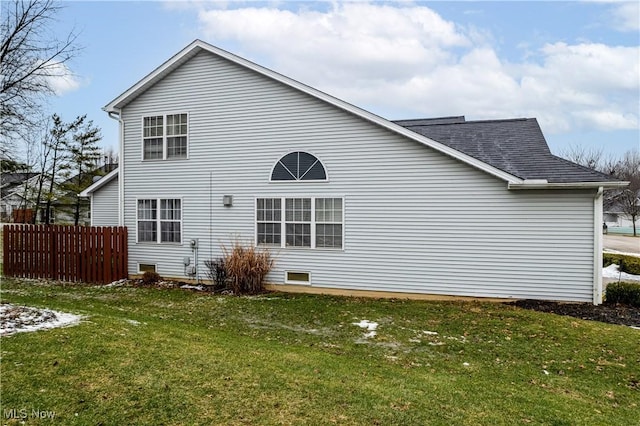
[40,1,640,160]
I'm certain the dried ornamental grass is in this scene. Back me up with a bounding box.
[221,240,273,294]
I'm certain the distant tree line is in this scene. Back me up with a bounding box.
[562,145,640,236]
[0,1,117,225]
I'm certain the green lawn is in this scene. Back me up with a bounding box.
[1,278,638,425]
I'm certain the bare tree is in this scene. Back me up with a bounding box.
[613,150,640,236]
[101,145,118,166]
[0,0,79,155]
[561,144,605,171]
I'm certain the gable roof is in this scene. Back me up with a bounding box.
[1,172,40,198]
[394,117,619,184]
[79,167,119,197]
[105,39,625,190]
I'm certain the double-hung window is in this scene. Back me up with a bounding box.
[285,198,311,247]
[315,198,343,248]
[143,113,188,160]
[256,198,281,245]
[256,197,343,249]
[137,198,182,243]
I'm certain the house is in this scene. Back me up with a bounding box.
[1,172,40,222]
[2,163,117,225]
[82,39,626,304]
[604,197,639,232]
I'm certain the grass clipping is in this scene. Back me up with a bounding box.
[222,240,273,295]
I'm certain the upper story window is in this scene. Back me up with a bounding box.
[271,151,327,181]
[143,113,188,160]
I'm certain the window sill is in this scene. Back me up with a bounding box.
[135,242,184,246]
[141,157,189,162]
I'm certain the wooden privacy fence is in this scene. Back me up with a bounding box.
[3,225,128,284]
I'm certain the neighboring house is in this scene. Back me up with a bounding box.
[1,163,117,225]
[83,39,626,304]
[80,167,119,226]
[55,162,119,225]
[604,197,640,229]
[1,172,41,222]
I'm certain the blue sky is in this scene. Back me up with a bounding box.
[46,1,639,159]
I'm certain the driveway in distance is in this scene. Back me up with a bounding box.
[603,235,639,255]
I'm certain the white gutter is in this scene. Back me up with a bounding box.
[508,181,629,190]
[107,110,124,227]
[593,187,604,305]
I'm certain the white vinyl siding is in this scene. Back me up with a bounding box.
[120,50,597,301]
[90,175,119,226]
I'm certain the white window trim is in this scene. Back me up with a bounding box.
[255,196,344,250]
[268,150,330,183]
[141,112,190,161]
[138,263,158,274]
[135,197,183,245]
[285,271,311,285]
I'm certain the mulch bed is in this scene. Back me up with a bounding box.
[512,300,640,327]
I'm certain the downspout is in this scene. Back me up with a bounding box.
[593,187,604,305]
[107,110,124,226]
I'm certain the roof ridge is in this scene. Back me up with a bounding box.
[393,116,465,123]
[395,117,531,126]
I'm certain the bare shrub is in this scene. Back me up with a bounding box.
[204,258,228,291]
[222,240,273,295]
[141,271,161,285]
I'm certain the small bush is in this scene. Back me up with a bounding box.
[603,253,640,275]
[620,257,640,276]
[222,240,273,295]
[605,282,640,307]
[141,271,161,285]
[603,253,620,268]
[204,258,228,291]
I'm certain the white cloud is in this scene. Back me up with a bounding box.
[610,1,640,32]
[41,61,82,96]
[194,2,639,134]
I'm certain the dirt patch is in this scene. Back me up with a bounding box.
[512,300,640,328]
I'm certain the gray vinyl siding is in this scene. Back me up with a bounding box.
[91,176,119,226]
[119,50,596,302]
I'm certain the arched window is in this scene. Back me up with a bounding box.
[271,151,327,181]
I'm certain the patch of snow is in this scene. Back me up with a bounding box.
[602,264,640,281]
[422,330,438,335]
[604,249,640,258]
[543,370,550,375]
[180,284,205,291]
[1,304,83,336]
[352,320,378,331]
[352,319,380,340]
[104,279,128,287]
[125,319,141,326]
[463,362,470,367]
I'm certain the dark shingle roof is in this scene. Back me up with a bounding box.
[393,117,618,183]
[1,172,39,198]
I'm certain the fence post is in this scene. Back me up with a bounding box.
[3,225,10,276]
